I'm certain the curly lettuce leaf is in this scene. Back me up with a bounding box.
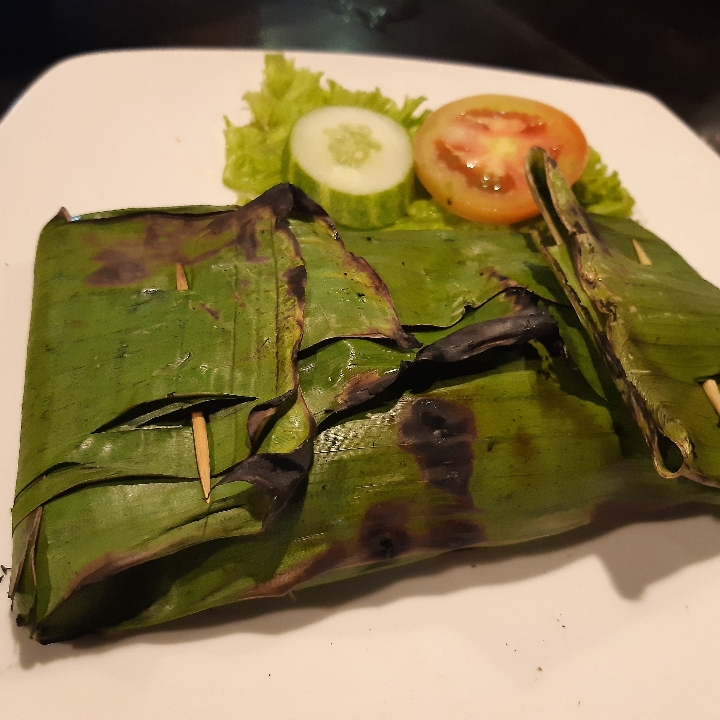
[223,53,430,202]
[572,148,635,219]
[390,197,492,231]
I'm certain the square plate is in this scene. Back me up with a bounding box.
[2,49,720,719]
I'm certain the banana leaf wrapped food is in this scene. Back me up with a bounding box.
[11,157,720,642]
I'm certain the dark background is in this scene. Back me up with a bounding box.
[2,0,720,152]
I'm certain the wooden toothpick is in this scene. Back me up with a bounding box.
[176,261,211,502]
[702,379,720,418]
[191,411,212,501]
[632,239,652,266]
[175,262,189,290]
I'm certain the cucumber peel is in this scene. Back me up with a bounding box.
[288,105,414,229]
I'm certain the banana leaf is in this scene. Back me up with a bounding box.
[11,288,558,641]
[18,344,720,643]
[526,147,720,483]
[16,189,306,497]
[341,226,568,327]
[12,177,720,642]
[14,185,420,530]
[289,218,416,351]
[299,289,557,423]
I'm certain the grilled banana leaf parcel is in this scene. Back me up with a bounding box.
[527,147,720,484]
[11,176,720,642]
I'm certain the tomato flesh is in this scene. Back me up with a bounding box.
[413,95,589,224]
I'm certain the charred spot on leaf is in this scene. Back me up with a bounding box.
[485,268,521,291]
[228,215,265,263]
[218,439,313,528]
[243,543,348,600]
[245,183,295,220]
[86,256,148,287]
[398,398,476,496]
[246,390,296,449]
[287,184,331,220]
[512,429,538,465]
[415,304,556,364]
[334,370,399,413]
[199,303,220,320]
[337,240,420,350]
[426,518,485,549]
[231,290,246,308]
[358,502,411,560]
[283,265,307,303]
[82,187,316,287]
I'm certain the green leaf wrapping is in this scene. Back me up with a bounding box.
[526,147,720,483]
[17,191,306,495]
[341,227,568,326]
[12,177,720,642]
[10,185,424,639]
[22,350,720,643]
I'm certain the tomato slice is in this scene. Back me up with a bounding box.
[413,95,589,224]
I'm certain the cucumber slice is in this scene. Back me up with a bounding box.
[288,105,414,229]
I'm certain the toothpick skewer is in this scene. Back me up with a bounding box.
[176,262,211,502]
[632,239,652,266]
[175,262,189,290]
[702,379,720,418]
[191,412,212,501]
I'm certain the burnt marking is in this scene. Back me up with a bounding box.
[242,543,348,599]
[426,517,486,549]
[485,268,521,291]
[231,290,246,308]
[199,303,220,320]
[512,429,537,465]
[334,369,399,412]
[83,185,326,288]
[358,501,412,560]
[86,256,147,286]
[84,206,271,287]
[229,499,488,606]
[398,398,477,496]
[246,389,296,449]
[287,183,336,224]
[334,234,419,350]
[283,265,307,304]
[219,439,314,528]
[226,214,266,264]
[415,304,557,364]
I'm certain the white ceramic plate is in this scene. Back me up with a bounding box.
[2,49,720,720]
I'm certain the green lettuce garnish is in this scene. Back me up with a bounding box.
[223,53,430,202]
[572,148,635,218]
[223,53,635,225]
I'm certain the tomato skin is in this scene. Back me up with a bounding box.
[413,95,589,224]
